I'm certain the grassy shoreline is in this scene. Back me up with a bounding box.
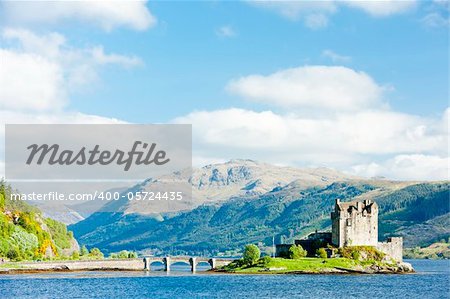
[218,257,414,274]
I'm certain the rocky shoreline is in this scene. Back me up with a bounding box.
[0,259,415,275]
[215,261,415,275]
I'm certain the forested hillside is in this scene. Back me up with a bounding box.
[0,181,79,261]
[71,179,449,255]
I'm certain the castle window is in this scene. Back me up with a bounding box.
[346,219,352,226]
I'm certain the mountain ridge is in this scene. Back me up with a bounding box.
[70,160,449,255]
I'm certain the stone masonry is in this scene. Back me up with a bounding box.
[331,198,403,262]
[331,198,378,247]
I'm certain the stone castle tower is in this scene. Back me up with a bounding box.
[276,198,403,262]
[331,198,378,247]
[330,198,403,261]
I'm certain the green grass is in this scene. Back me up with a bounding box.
[224,257,361,273]
[0,262,25,269]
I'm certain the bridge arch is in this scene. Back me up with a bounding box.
[147,260,164,271]
[143,256,232,272]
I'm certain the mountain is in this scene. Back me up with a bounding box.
[30,186,130,225]
[70,160,450,255]
[0,181,79,260]
[36,202,85,225]
[93,159,359,217]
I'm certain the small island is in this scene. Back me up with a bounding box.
[217,244,413,274]
[218,198,414,274]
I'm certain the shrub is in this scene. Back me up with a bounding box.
[71,251,80,260]
[351,251,361,260]
[260,256,272,267]
[0,192,4,211]
[338,246,384,261]
[80,245,89,256]
[243,244,260,266]
[44,218,73,249]
[316,248,328,259]
[88,248,104,259]
[289,245,307,259]
[109,250,138,259]
[10,226,39,252]
[6,247,20,261]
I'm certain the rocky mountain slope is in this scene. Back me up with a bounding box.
[95,159,360,216]
[70,160,449,255]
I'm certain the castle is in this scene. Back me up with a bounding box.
[276,198,403,262]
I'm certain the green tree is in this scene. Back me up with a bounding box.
[109,250,137,259]
[10,226,39,252]
[317,248,328,259]
[88,248,104,259]
[80,245,88,256]
[243,244,260,266]
[289,244,307,259]
[6,247,20,261]
[260,256,272,267]
[71,251,80,260]
[118,250,129,258]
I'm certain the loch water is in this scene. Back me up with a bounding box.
[0,259,449,298]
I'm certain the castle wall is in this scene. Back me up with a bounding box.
[331,211,341,247]
[344,205,378,246]
[377,237,403,262]
[331,200,378,247]
[275,244,291,258]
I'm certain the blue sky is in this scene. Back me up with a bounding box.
[58,1,449,122]
[0,1,448,180]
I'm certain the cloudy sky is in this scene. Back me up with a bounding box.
[0,0,448,180]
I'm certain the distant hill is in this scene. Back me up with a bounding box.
[0,181,79,261]
[69,160,449,255]
[404,240,450,259]
[83,159,359,217]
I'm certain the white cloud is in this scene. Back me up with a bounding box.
[322,49,351,63]
[422,12,450,27]
[248,1,337,20]
[227,66,385,111]
[0,110,126,178]
[174,107,448,180]
[0,0,156,31]
[0,28,143,111]
[305,13,329,29]
[0,28,137,176]
[421,0,450,28]
[248,0,336,28]
[343,0,417,17]
[0,49,66,111]
[91,46,143,68]
[248,0,416,28]
[351,154,449,181]
[176,65,448,181]
[216,25,237,38]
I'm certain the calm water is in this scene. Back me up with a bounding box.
[0,260,449,299]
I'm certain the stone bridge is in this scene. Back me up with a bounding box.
[143,256,233,272]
